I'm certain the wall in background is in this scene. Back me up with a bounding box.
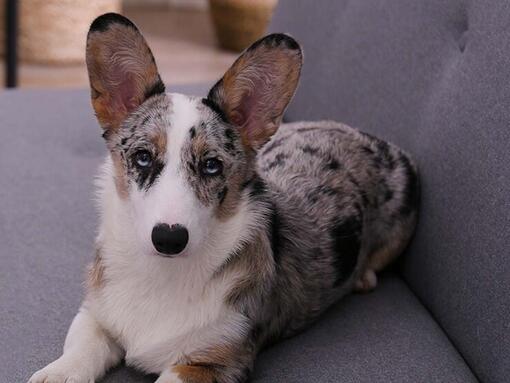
[123,0,208,9]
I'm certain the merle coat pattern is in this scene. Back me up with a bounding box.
[28,13,419,383]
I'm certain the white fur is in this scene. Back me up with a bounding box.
[29,94,265,383]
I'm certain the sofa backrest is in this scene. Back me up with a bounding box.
[270,1,510,381]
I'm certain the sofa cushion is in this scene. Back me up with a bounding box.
[0,88,475,382]
[270,1,510,381]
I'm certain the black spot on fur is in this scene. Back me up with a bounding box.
[301,145,319,155]
[362,146,375,155]
[297,127,346,134]
[269,204,283,265]
[141,115,151,127]
[347,173,360,189]
[89,13,137,33]
[224,128,237,152]
[385,188,394,202]
[144,78,165,100]
[102,130,112,140]
[121,137,128,146]
[218,186,228,205]
[264,153,288,170]
[202,97,228,123]
[398,156,419,215]
[318,185,338,197]
[331,216,362,287]
[225,142,236,152]
[261,138,285,156]
[189,126,196,139]
[188,161,196,173]
[225,128,235,141]
[308,185,338,203]
[242,176,267,197]
[326,159,339,170]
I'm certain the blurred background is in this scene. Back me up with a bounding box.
[1,0,278,88]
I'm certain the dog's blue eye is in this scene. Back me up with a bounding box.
[134,150,152,168]
[201,158,223,176]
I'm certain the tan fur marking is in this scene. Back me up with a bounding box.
[111,152,129,199]
[87,249,105,290]
[150,126,167,155]
[172,365,217,383]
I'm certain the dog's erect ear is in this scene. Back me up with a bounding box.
[86,13,165,132]
[207,34,302,150]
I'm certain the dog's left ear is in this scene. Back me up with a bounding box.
[207,34,302,150]
[86,13,165,133]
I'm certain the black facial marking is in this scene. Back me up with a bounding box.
[188,161,196,173]
[131,156,165,190]
[189,126,196,139]
[218,186,228,205]
[398,156,419,215]
[330,216,362,287]
[224,142,236,152]
[224,128,236,153]
[225,128,234,141]
[145,159,164,189]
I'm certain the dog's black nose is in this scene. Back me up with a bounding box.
[151,223,189,256]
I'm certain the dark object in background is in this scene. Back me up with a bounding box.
[210,0,277,51]
[5,0,18,88]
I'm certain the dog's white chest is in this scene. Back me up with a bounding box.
[89,256,235,373]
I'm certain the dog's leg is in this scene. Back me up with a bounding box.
[28,306,123,383]
[155,340,255,383]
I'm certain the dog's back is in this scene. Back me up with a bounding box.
[256,120,419,340]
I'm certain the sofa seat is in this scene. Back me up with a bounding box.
[0,88,475,383]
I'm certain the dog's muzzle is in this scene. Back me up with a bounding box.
[151,223,189,256]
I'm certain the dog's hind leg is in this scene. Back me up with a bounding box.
[354,213,417,293]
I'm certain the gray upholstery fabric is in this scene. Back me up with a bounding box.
[1,88,475,382]
[270,1,510,382]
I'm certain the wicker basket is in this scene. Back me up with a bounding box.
[209,0,277,52]
[0,0,121,64]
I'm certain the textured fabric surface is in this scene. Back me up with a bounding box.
[0,88,475,382]
[270,1,510,382]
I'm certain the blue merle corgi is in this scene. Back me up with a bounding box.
[29,13,419,383]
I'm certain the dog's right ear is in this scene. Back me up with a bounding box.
[86,13,164,133]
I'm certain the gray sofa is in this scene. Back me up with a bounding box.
[2,1,508,382]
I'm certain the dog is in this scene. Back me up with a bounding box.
[28,13,419,383]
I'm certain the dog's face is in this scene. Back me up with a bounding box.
[86,13,302,257]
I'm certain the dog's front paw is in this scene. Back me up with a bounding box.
[28,358,93,383]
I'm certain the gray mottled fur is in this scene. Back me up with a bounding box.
[188,119,419,382]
